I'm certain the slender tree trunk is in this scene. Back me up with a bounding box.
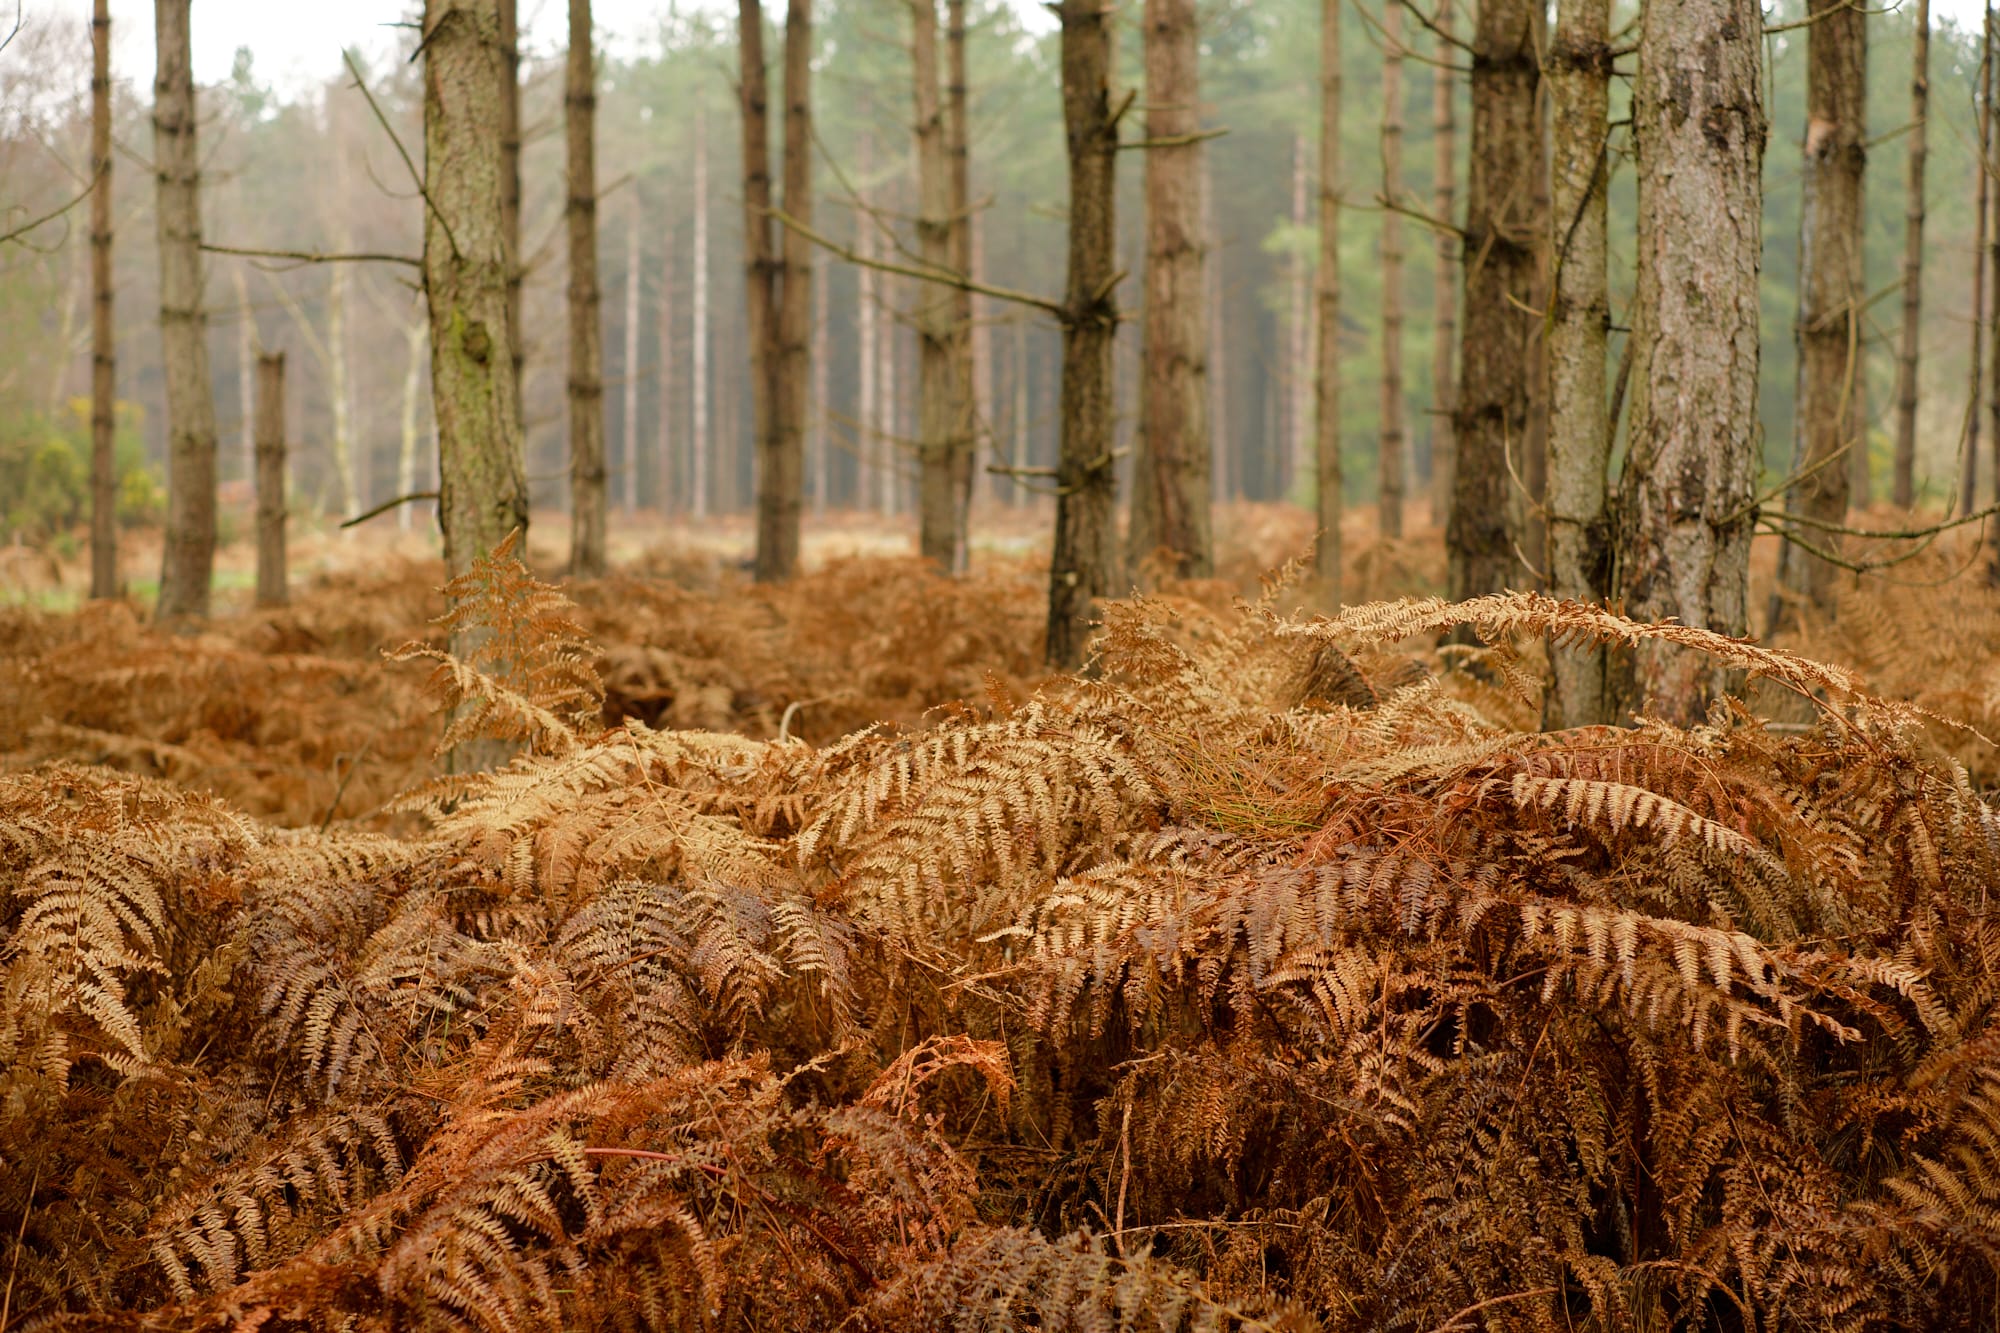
[811,253,829,511]
[622,190,642,514]
[970,212,995,511]
[1012,311,1030,506]
[760,0,812,579]
[880,268,901,515]
[1448,0,1542,602]
[233,266,255,486]
[1545,0,1611,727]
[1969,20,1991,518]
[89,0,116,601]
[398,317,426,533]
[738,0,778,535]
[1773,0,1866,625]
[1378,0,1406,541]
[948,0,978,566]
[254,352,287,608]
[566,0,607,575]
[1133,0,1212,580]
[328,264,356,517]
[1892,0,1928,508]
[693,103,711,521]
[857,190,880,514]
[1288,132,1313,498]
[1612,0,1765,724]
[1315,0,1343,599]
[423,0,530,581]
[499,0,524,433]
[912,0,961,568]
[1204,150,1229,504]
[1430,0,1458,528]
[1989,11,2000,511]
[154,0,219,623]
[656,224,676,512]
[1046,0,1120,668]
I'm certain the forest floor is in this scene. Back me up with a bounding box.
[8,503,2000,1329]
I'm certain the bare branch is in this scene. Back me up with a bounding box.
[342,48,458,262]
[341,490,439,528]
[0,163,104,248]
[203,242,421,268]
[768,208,1068,318]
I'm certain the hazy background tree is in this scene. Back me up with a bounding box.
[567,0,607,576]
[89,0,115,600]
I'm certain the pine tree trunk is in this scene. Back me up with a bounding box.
[1612,0,1765,724]
[760,0,812,579]
[912,0,961,569]
[622,191,642,514]
[880,268,901,516]
[657,223,676,512]
[1378,0,1406,542]
[947,0,978,565]
[856,187,880,513]
[89,0,116,601]
[423,0,530,580]
[1314,0,1343,599]
[1012,311,1030,506]
[1988,14,2000,512]
[1047,0,1120,668]
[234,267,255,488]
[738,0,778,537]
[1773,0,1866,624]
[1969,23,1991,518]
[1204,151,1229,504]
[1897,84,1926,499]
[254,352,287,608]
[153,0,219,623]
[693,103,711,521]
[811,251,829,511]
[398,317,426,533]
[1448,0,1542,603]
[566,0,607,576]
[1134,0,1212,579]
[1545,0,1611,727]
[328,264,356,518]
[499,0,524,433]
[1429,0,1458,529]
[1288,132,1313,499]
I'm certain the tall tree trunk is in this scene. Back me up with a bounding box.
[1012,311,1030,506]
[948,0,978,566]
[761,0,812,579]
[1448,0,1542,602]
[1612,0,1765,724]
[1989,10,2000,511]
[1046,0,1120,668]
[880,268,901,516]
[423,0,530,581]
[90,0,116,601]
[1378,0,1406,541]
[1773,0,1866,624]
[622,189,642,514]
[912,0,961,568]
[233,266,255,486]
[856,190,880,514]
[499,0,524,433]
[657,223,677,512]
[1892,0,1927,509]
[811,253,829,511]
[1429,0,1458,528]
[738,0,778,534]
[693,103,711,521]
[1968,20,1991,518]
[1546,0,1612,727]
[1134,0,1212,579]
[1315,0,1343,599]
[254,352,287,608]
[567,0,607,576]
[1204,150,1229,504]
[328,264,356,517]
[398,316,426,533]
[154,0,219,623]
[1288,132,1313,499]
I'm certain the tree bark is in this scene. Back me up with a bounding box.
[1612,0,1765,725]
[912,0,963,569]
[1378,0,1406,542]
[763,0,813,578]
[1046,0,1120,668]
[1131,0,1212,581]
[1967,20,1990,518]
[948,0,978,564]
[856,183,880,513]
[423,0,530,581]
[693,101,711,520]
[499,0,524,433]
[1773,0,1866,624]
[233,266,254,488]
[567,0,607,576]
[1989,8,2000,511]
[738,0,778,534]
[1288,132,1313,499]
[254,353,287,609]
[153,0,220,623]
[657,222,676,512]
[1429,0,1458,529]
[327,264,355,518]
[90,0,116,601]
[1315,0,1343,599]
[398,316,426,532]
[1892,0,1928,508]
[1448,0,1542,602]
[622,190,642,514]
[1545,0,1612,727]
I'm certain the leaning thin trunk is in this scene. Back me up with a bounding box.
[90,0,116,601]
[760,0,812,580]
[1134,0,1212,580]
[622,190,642,514]
[1429,0,1458,528]
[693,102,711,521]
[912,0,960,568]
[423,0,530,583]
[1448,0,1542,602]
[1378,0,1406,542]
[567,0,607,576]
[1314,0,1343,599]
[1772,0,1866,625]
[1545,0,1612,726]
[1892,0,1928,508]
[254,352,287,608]
[1046,0,1120,668]
[1612,0,1765,724]
[153,0,220,623]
